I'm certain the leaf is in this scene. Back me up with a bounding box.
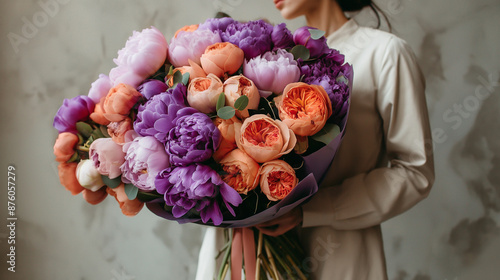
[336,75,349,85]
[290,45,310,61]
[101,175,122,189]
[124,183,139,200]
[215,11,231,19]
[258,97,278,120]
[172,70,183,85]
[136,191,163,202]
[216,92,226,112]
[311,123,341,145]
[308,28,326,40]
[99,125,111,138]
[167,65,174,76]
[217,106,235,120]
[76,122,93,138]
[293,135,309,155]
[181,72,190,85]
[234,95,249,111]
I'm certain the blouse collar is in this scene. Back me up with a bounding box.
[326,19,359,46]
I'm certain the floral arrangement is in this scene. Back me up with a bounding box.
[52,16,351,279]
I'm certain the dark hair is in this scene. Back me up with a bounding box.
[336,0,391,30]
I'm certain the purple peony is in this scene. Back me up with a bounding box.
[53,95,95,134]
[271,23,294,50]
[243,49,300,97]
[166,112,221,166]
[221,20,274,60]
[299,49,352,122]
[120,136,170,191]
[134,84,196,142]
[155,163,243,225]
[137,79,168,99]
[293,26,329,59]
[198,17,235,33]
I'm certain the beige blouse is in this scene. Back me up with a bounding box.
[196,19,435,280]
[300,19,435,279]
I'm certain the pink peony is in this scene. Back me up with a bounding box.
[89,138,126,179]
[88,74,112,104]
[110,27,168,88]
[168,29,221,67]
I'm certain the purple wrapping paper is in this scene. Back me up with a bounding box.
[146,99,350,228]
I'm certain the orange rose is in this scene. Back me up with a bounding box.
[102,83,142,122]
[167,59,207,86]
[174,24,199,38]
[200,42,244,77]
[107,117,133,144]
[53,132,79,163]
[259,160,298,201]
[106,184,144,216]
[187,73,224,113]
[223,75,260,119]
[212,117,241,161]
[235,114,296,163]
[274,82,332,136]
[57,162,84,195]
[219,149,260,194]
[82,187,108,205]
[90,97,111,125]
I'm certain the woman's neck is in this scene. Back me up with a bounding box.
[304,0,349,37]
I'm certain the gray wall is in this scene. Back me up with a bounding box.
[0,0,499,279]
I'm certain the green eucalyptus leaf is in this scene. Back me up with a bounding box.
[172,70,183,85]
[216,92,226,112]
[217,106,236,120]
[336,75,349,85]
[290,45,310,61]
[76,122,93,138]
[68,152,79,163]
[181,72,190,85]
[311,123,341,145]
[308,28,326,40]
[234,95,249,111]
[101,175,122,189]
[124,184,139,200]
[99,125,111,138]
[167,65,174,76]
[215,11,231,19]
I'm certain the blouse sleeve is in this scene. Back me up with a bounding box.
[301,36,435,230]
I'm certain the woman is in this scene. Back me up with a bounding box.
[257,0,435,279]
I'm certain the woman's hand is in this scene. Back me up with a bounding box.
[256,207,303,236]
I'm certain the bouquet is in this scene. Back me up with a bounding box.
[52,15,352,280]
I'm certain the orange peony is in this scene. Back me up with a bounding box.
[212,117,241,161]
[200,42,244,77]
[174,24,199,38]
[274,82,332,136]
[223,75,260,119]
[167,59,207,86]
[102,83,142,123]
[57,162,84,195]
[107,117,133,144]
[53,132,79,163]
[187,73,224,113]
[235,114,296,163]
[259,160,298,201]
[82,187,108,205]
[106,184,144,216]
[90,98,111,125]
[219,149,260,194]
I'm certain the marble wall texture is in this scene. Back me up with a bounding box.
[1,0,499,279]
